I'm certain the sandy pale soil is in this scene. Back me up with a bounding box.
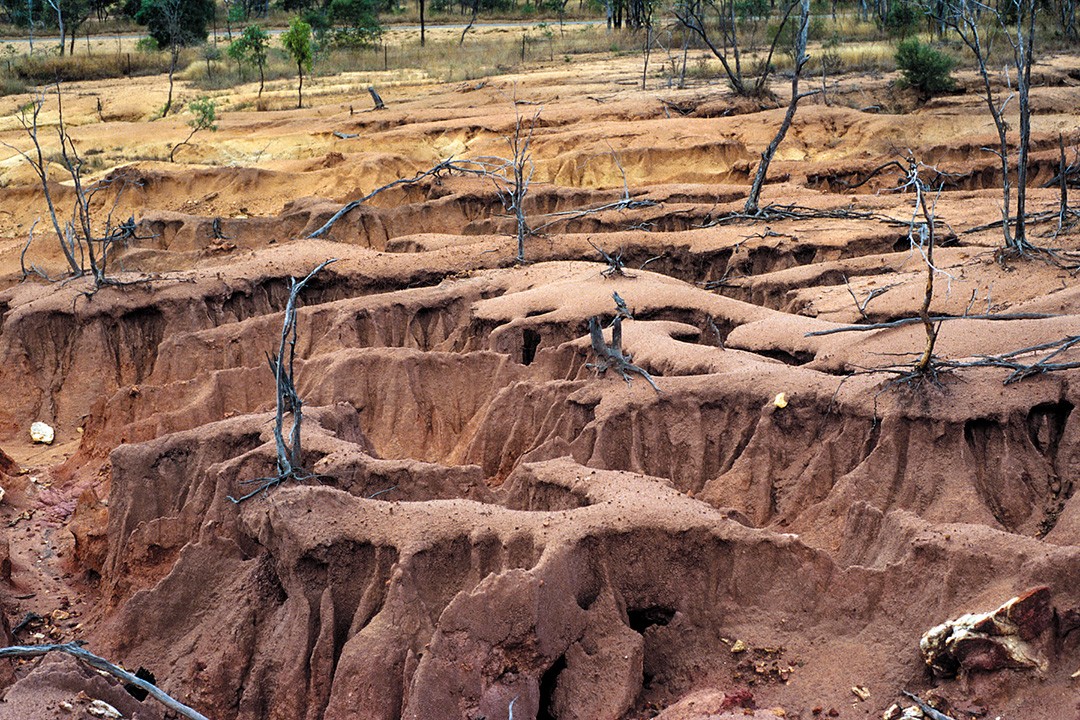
[2,44,1080,720]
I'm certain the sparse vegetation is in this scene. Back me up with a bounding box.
[170,96,217,162]
[895,37,955,100]
[228,24,270,96]
[281,16,314,108]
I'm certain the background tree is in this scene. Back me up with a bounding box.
[228,24,270,96]
[282,16,314,108]
[329,0,382,46]
[674,0,802,98]
[939,0,1037,253]
[744,0,812,213]
[136,0,215,115]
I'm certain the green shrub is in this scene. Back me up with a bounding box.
[883,2,919,37]
[895,37,955,100]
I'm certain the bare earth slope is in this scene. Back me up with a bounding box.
[2,48,1080,720]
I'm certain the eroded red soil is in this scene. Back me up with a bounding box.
[2,47,1080,720]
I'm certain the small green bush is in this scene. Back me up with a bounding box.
[895,37,955,100]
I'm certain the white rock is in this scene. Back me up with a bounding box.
[87,699,123,719]
[30,421,54,445]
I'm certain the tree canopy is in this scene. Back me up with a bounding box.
[135,0,214,48]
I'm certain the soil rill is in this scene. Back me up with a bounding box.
[2,42,1080,720]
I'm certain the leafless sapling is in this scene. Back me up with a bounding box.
[228,258,337,503]
[900,158,949,375]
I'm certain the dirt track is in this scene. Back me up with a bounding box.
[2,47,1080,720]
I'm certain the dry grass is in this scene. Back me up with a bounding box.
[182,24,643,92]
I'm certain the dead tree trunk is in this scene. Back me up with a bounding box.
[901,157,946,375]
[1013,0,1036,248]
[940,0,1036,253]
[744,0,812,215]
[229,258,337,503]
[368,86,385,110]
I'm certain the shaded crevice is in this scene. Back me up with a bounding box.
[537,654,567,720]
[627,606,675,634]
[522,329,542,366]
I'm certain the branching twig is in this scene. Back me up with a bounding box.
[843,273,898,320]
[589,239,630,277]
[307,159,487,239]
[938,335,1080,384]
[0,643,210,720]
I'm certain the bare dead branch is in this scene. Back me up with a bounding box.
[229,258,337,503]
[805,312,1058,337]
[843,273,899,320]
[0,643,209,720]
[589,240,631,277]
[901,691,958,720]
[586,296,660,393]
[938,335,1080,384]
[307,159,490,239]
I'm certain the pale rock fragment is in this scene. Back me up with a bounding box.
[30,421,54,445]
[86,699,123,718]
[920,586,1052,677]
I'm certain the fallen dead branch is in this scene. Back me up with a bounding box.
[0,642,209,720]
[843,273,899,320]
[938,335,1080,384]
[307,158,495,239]
[900,692,956,720]
[805,313,1058,337]
[702,203,907,229]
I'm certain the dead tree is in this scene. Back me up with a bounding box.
[586,294,660,392]
[3,86,145,287]
[939,0,1037,253]
[899,157,948,375]
[744,0,814,215]
[228,258,337,503]
[0,643,209,720]
[501,108,540,263]
[674,0,800,98]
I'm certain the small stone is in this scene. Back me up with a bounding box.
[774,392,788,409]
[87,699,122,719]
[731,639,748,653]
[30,422,54,445]
[851,685,870,701]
